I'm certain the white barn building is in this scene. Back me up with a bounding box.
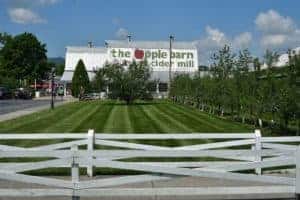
[61,40,198,93]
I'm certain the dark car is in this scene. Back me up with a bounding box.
[0,87,12,99]
[14,88,34,99]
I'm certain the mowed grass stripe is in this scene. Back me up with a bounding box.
[156,103,223,132]
[140,104,175,133]
[170,103,251,132]
[103,103,133,133]
[0,102,81,133]
[174,104,251,132]
[143,104,193,133]
[74,103,114,132]
[150,104,194,133]
[128,103,162,133]
[68,102,104,132]
[41,102,96,132]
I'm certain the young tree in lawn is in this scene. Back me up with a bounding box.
[71,59,90,97]
[280,50,300,134]
[211,45,235,116]
[263,49,279,124]
[96,60,153,104]
[169,74,192,104]
[234,49,253,122]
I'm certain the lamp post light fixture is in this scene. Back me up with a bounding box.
[51,67,55,110]
[169,35,175,90]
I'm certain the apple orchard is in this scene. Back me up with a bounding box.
[109,48,196,69]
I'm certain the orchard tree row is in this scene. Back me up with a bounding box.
[169,45,300,135]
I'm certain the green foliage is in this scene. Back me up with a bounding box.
[71,59,90,97]
[93,60,153,104]
[55,64,65,76]
[0,32,48,82]
[170,45,300,135]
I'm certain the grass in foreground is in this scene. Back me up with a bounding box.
[0,100,252,134]
[0,100,253,175]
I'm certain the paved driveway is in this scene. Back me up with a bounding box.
[0,98,64,115]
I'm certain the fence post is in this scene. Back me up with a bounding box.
[296,146,300,200]
[71,145,80,200]
[87,129,95,177]
[254,129,262,175]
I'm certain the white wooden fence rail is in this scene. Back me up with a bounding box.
[0,129,299,199]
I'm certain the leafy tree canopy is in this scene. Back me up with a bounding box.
[0,32,48,81]
[93,60,153,104]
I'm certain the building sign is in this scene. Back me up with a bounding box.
[108,48,197,71]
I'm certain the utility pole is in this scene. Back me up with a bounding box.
[51,67,55,110]
[169,35,175,90]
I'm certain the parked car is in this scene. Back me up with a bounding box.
[14,88,34,99]
[79,93,101,101]
[0,87,12,99]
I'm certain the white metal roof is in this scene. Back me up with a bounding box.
[105,40,197,49]
[66,46,107,53]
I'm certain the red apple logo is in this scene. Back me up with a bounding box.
[134,49,144,59]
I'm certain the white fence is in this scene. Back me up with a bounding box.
[0,129,299,199]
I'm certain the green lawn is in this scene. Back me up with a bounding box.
[0,100,252,133]
[0,100,253,175]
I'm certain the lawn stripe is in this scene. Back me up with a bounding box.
[94,103,114,132]
[124,105,133,133]
[156,103,222,132]
[170,103,251,132]
[140,104,173,133]
[103,102,133,133]
[150,104,194,133]
[76,103,114,132]
[0,102,79,133]
[144,104,192,133]
[41,102,96,132]
[128,104,162,133]
[69,102,104,132]
[163,103,227,131]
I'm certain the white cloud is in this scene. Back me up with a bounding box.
[255,10,300,49]
[196,26,252,65]
[8,0,60,24]
[255,10,295,34]
[205,26,227,45]
[233,32,252,49]
[8,8,46,24]
[115,28,129,40]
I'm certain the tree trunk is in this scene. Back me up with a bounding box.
[258,118,263,128]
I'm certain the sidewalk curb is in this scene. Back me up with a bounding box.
[0,99,76,123]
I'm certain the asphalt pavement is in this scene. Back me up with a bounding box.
[0,98,63,115]
[0,96,75,122]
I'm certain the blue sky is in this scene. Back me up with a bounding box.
[1,0,300,64]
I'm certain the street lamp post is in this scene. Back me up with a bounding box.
[51,67,55,109]
[169,35,174,90]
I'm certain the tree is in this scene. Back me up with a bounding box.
[55,64,65,76]
[93,60,153,104]
[234,49,253,122]
[211,45,236,115]
[71,60,90,97]
[0,32,48,83]
[263,50,279,123]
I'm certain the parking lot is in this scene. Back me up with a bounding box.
[0,98,63,115]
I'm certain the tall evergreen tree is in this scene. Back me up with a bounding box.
[71,59,90,97]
